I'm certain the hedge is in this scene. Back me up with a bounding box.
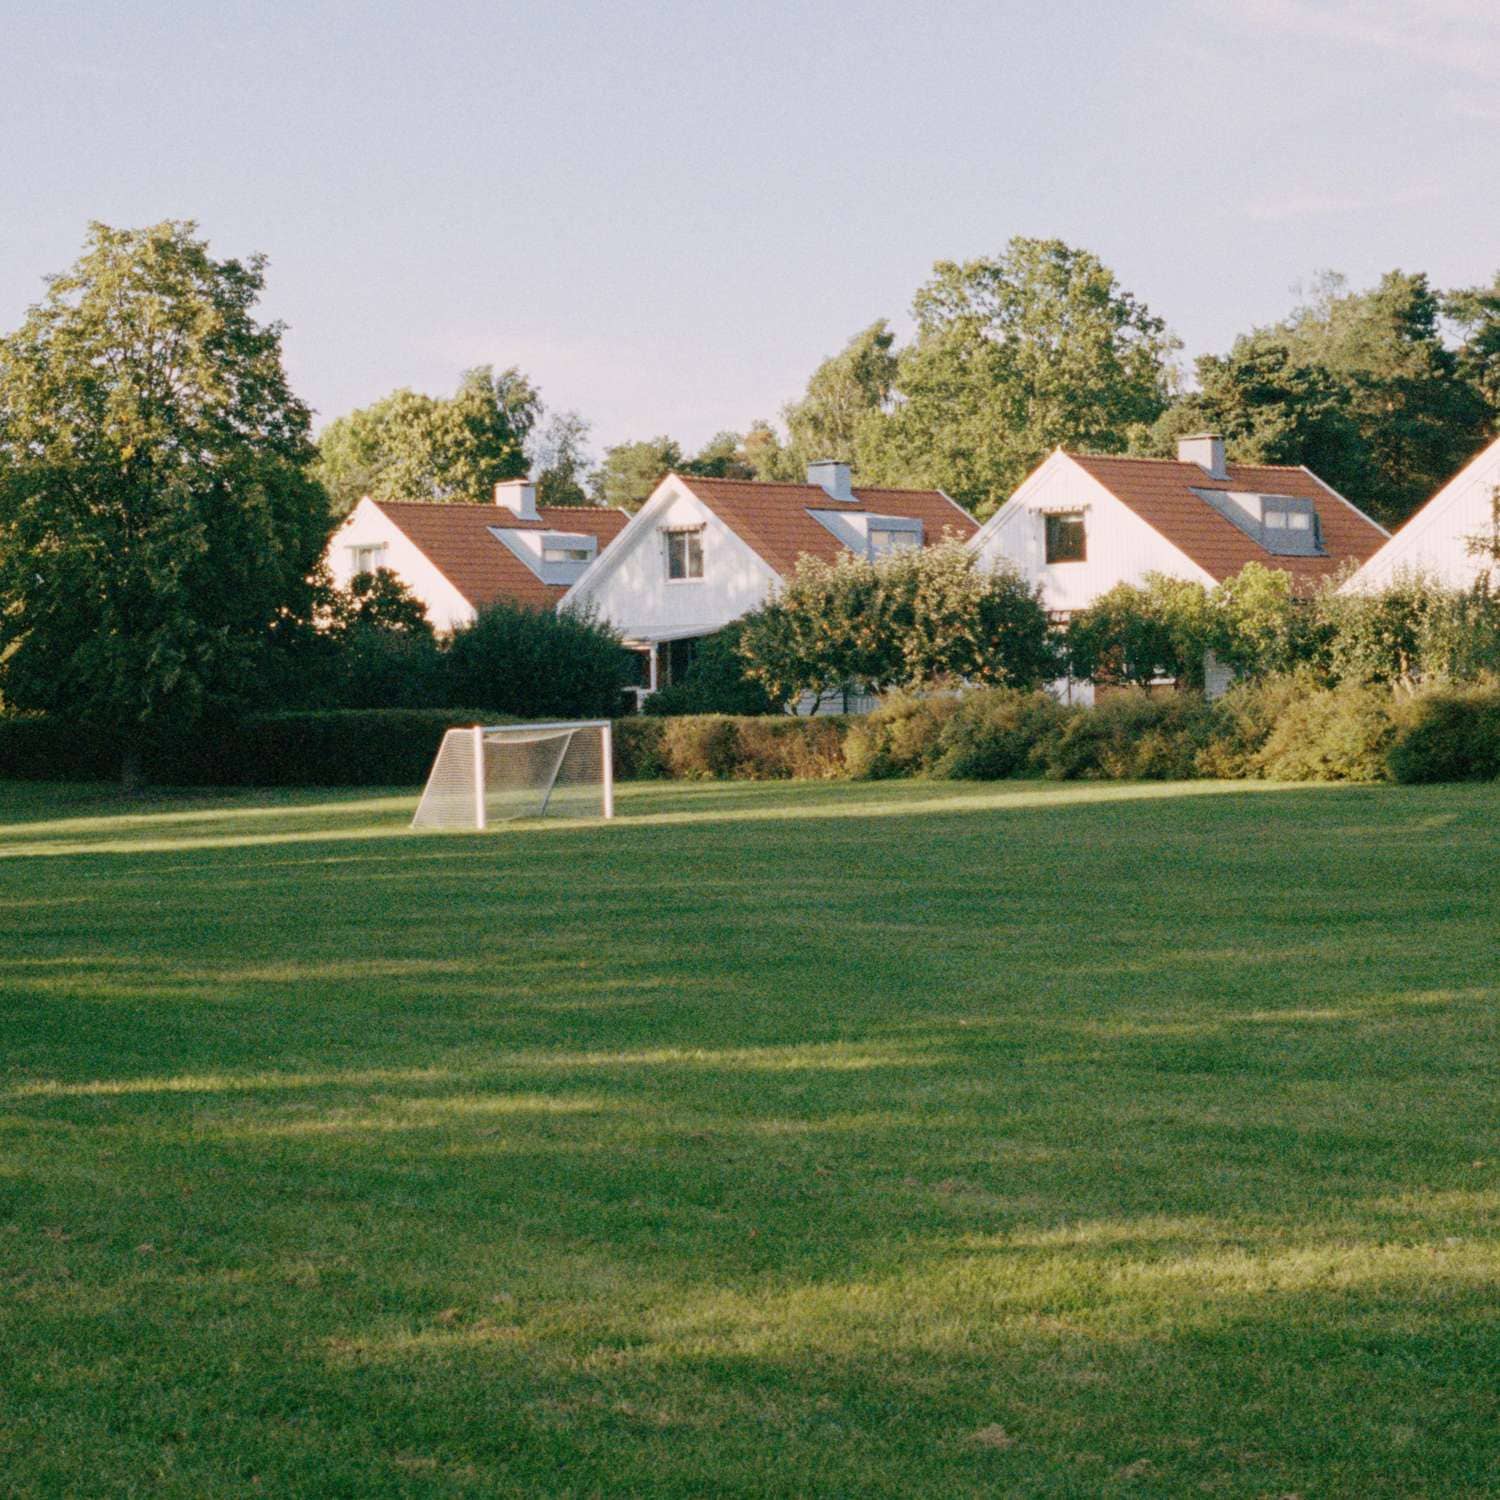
[5,682,1500,789]
[0,710,509,787]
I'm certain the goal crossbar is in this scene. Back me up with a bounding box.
[411,720,614,830]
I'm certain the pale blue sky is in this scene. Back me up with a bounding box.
[3,0,1497,455]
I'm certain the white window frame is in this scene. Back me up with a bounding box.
[349,542,387,574]
[664,527,704,582]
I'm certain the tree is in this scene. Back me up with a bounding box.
[444,602,632,719]
[1065,577,1213,688]
[532,410,594,507]
[1138,339,1375,501]
[777,321,899,478]
[1149,271,1491,527]
[591,435,683,510]
[0,220,330,783]
[1210,563,1319,680]
[737,543,1057,708]
[868,239,1178,515]
[1446,273,1500,421]
[314,365,540,515]
[682,430,757,480]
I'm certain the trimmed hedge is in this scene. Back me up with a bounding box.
[0,710,509,787]
[6,681,1500,789]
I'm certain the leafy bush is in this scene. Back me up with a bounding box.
[611,718,668,780]
[1196,671,1321,778]
[653,715,850,780]
[1044,689,1217,780]
[642,625,782,716]
[931,689,1073,780]
[844,694,959,779]
[444,603,633,720]
[1254,684,1398,782]
[1387,682,1500,783]
[0,714,117,781]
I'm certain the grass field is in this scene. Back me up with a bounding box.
[1,776,1497,1498]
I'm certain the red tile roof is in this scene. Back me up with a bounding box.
[1066,454,1388,584]
[674,475,978,575]
[372,500,631,610]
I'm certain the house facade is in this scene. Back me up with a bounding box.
[1339,435,1500,594]
[324,479,632,632]
[557,462,979,694]
[969,435,1389,696]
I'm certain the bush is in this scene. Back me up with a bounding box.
[1387,682,1500,783]
[652,714,851,780]
[1044,689,1216,780]
[931,689,1073,780]
[0,714,117,781]
[844,695,959,779]
[1254,684,1398,782]
[642,625,783,717]
[611,717,668,780]
[1196,672,1321,778]
[445,603,633,720]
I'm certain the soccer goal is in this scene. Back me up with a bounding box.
[411,721,613,830]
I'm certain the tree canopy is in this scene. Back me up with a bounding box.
[0,220,329,777]
[1141,271,1494,527]
[314,365,540,515]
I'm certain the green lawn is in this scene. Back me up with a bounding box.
[1,777,1496,1498]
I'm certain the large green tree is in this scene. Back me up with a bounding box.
[1146,271,1492,527]
[0,221,330,780]
[314,365,539,515]
[590,431,758,510]
[865,239,1178,515]
[531,409,594,507]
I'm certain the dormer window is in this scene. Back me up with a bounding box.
[541,535,596,564]
[1045,512,1087,564]
[665,527,704,580]
[349,543,387,574]
[869,523,922,558]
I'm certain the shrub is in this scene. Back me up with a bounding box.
[1387,682,1500,783]
[1044,689,1216,780]
[844,694,958,779]
[1254,684,1398,782]
[651,714,852,780]
[0,714,117,781]
[1196,671,1321,778]
[444,602,633,720]
[611,717,668,780]
[643,624,782,716]
[930,689,1073,780]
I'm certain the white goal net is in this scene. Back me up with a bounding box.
[411,721,614,830]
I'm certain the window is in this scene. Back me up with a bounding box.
[666,528,704,580]
[1044,512,1086,564]
[869,526,921,557]
[1264,509,1289,529]
[349,543,386,575]
[543,544,594,563]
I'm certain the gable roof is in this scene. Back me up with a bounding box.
[1064,453,1388,585]
[371,500,632,610]
[671,474,979,575]
[1340,435,1500,592]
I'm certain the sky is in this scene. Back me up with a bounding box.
[3,0,1498,458]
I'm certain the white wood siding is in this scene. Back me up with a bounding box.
[969,452,1215,614]
[562,483,780,641]
[1341,438,1500,593]
[324,499,476,633]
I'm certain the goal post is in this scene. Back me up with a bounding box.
[411,721,614,830]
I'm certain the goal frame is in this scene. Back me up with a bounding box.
[412,720,614,831]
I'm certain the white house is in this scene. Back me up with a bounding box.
[1339,436,1500,594]
[559,461,979,691]
[971,435,1388,613]
[324,479,632,632]
[968,435,1388,698]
